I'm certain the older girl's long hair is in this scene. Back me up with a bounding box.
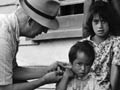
[86,1,117,36]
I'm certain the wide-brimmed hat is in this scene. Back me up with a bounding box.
[19,0,60,29]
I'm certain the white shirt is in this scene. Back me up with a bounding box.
[0,13,19,85]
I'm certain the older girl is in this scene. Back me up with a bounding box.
[82,1,120,90]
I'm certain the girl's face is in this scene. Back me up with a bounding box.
[92,14,109,38]
[72,51,91,78]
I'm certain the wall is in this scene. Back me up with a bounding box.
[0,0,17,14]
[17,38,82,66]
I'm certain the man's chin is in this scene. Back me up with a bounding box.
[27,35,36,38]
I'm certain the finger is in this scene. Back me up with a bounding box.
[58,61,68,66]
[57,61,68,66]
[56,70,63,75]
[63,65,72,69]
[57,66,62,73]
[57,66,61,71]
[59,64,72,71]
[57,76,63,81]
[57,62,69,68]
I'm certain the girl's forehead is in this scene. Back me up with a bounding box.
[92,13,106,21]
[93,14,102,19]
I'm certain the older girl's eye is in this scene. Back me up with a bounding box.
[93,19,99,24]
[101,20,106,24]
[75,63,81,66]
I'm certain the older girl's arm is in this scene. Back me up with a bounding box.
[110,64,120,90]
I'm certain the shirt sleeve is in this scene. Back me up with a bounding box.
[112,37,120,65]
[0,38,13,85]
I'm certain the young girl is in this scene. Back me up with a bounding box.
[82,1,120,90]
[56,41,103,90]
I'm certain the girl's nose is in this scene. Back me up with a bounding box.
[98,21,103,28]
[80,64,85,70]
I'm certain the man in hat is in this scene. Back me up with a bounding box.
[0,0,67,90]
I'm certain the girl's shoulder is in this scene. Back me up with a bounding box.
[79,36,91,42]
[107,36,120,49]
[109,35,120,42]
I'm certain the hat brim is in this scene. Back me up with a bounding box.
[19,0,59,30]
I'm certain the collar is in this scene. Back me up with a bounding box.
[74,73,92,81]
[14,12,20,42]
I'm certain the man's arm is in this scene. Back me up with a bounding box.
[0,77,45,90]
[0,71,62,90]
[13,61,68,81]
[110,64,120,90]
[13,66,49,80]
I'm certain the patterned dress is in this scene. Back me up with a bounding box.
[81,35,120,90]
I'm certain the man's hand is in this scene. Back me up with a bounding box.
[48,61,70,72]
[42,71,63,84]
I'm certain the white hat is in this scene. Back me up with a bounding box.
[19,0,60,29]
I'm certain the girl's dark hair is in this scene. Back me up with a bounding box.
[68,40,95,65]
[86,1,116,36]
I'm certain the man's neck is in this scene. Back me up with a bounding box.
[15,6,29,36]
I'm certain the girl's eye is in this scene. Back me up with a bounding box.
[76,63,82,66]
[101,20,106,24]
[93,19,99,24]
[85,64,91,67]
[93,19,106,24]
[78,63,90,67]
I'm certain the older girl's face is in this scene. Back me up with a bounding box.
[92,14,109,38]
